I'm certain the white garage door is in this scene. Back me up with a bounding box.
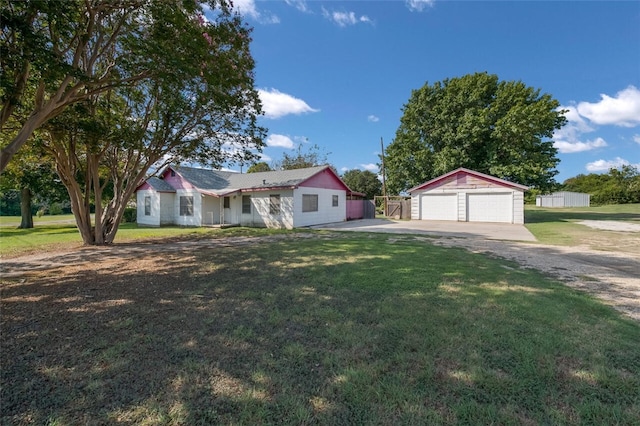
[467,193,512,223]
[420,194,457,221]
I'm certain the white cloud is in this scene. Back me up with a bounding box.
[576,86,640,127]
[259,153,272,162]
[586,157,632,172]
[258,88,319,119]
[554,137,607,154]
[340,167,349,173]
[266,134,296,149]
[367,115,379,123]
[360,163,378,172]
[322,7,372,27]
[285,0,309,13]
[633,134,640,145]
[232,0,279,24]
[406,0,436,12]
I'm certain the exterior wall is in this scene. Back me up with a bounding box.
[299,168,347,190]
[293,188,346,227]
[457,192,467,222]
[537,192,590,208]
[240,189,294,229]
[411,196,419,220]
[162,169,197,189]
[513,191,524,224]
[137,190,161,226]
[422,173,513,191]
[346,199,364,220]
[137,190,175,226]
[411,187,525,224]
[174,189,202,226]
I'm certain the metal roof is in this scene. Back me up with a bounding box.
[144,177,176,192]
[171,165,338,196]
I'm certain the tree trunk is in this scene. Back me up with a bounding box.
[18,188,33,229]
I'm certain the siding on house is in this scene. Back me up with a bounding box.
[293,187,346,227]
[135,165,356,229]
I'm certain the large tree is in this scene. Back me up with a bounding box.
[384,72,566,194]
[0,0,238,173]
[21,0,265,245]
[341,169,381,200]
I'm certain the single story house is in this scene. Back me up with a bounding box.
[135,165,359,229]
[536,191,590,208]
[409,168,529,224]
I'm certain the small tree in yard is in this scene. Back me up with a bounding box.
[272,143,331,170]
[22,1,265,245]
[341,169,382,200]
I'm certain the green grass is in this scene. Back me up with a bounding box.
[2,233,639,425]
[524,204,640,252]
[0,216,292,257]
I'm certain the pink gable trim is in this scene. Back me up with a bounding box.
[162,167,196,189]
[137,182,153,191]
[409,168,528,192]
[299,168,349,191]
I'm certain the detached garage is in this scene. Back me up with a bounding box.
[409,168,529,224]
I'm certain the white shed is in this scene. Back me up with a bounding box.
[409,168,529,224]
[536,191,590,207]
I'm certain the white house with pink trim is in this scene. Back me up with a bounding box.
[409,168,529,224]
[135,165,356,229]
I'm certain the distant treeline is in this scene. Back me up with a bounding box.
[561,165,640,205]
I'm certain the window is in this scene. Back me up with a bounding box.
[242,195,251,214]
[332,195,339,207]
[269,194,281,214]
[223,197,230,209]
[180,196,194,216]
[302,194,318,212]
[144,196,151,216]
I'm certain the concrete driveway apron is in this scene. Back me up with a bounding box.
[311,219,537,242]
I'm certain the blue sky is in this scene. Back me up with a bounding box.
[219,0,640,183]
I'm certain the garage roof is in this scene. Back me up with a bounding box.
[408,168,529,193]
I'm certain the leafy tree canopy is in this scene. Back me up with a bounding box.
[383,72,566,194]
[247,162,272,173]
[0,0,266,244]
[0,0,245,172]
[563,165,640,205]
[272,143,331,171]
[341,169,382,200]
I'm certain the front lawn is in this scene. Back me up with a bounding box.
[2,232,638,424]
[525,204,640,254]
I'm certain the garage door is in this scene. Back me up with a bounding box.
[420,194,457,221]
[467,193,512,223]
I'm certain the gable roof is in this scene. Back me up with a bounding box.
[160,165,353,196]
[408,167,529,193]
[143,177,176,192]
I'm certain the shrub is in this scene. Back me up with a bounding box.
[122,208,137,223]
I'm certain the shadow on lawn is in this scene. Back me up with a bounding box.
[1,235,639,424]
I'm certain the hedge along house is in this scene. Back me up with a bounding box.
[409,168,529,224]
[135,165,356,229]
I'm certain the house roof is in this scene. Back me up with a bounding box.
[144,177,176,192]
[408,167,529,193]
[167,165,352,196]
